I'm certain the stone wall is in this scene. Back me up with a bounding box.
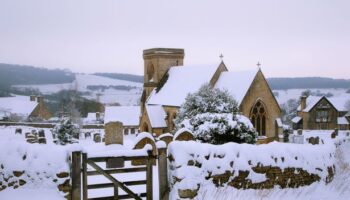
[168,141,336,199]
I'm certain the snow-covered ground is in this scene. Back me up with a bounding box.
[0,126,158,200]
[12,74,143,106]
[273,88,350,105]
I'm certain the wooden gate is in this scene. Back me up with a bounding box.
[71,150,155,200]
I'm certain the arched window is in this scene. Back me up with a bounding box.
[250,101,267,136]
[147,63,155,81]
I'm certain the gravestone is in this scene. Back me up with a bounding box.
[84,132,91,139]
[331,131,337,139]
[38,138,47,144]
[38,130,45,138]
[158,134,173,146]
[15,128,22,134]
[174,130,194,141]
[26,132,38,144]
[104,121,123,145]
[297,129,303,135]
[93,133,101,143]
[132,133,156,166]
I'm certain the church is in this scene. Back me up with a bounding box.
[139,48,282,142]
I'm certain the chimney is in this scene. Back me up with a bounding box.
[37,96,44,104]
[300,96,307,111]
[30,95,36,102]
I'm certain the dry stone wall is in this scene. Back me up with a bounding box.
[168,141,336,199]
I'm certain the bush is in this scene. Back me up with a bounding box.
[175,84,257,144]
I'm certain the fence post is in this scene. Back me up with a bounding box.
[82,153,88,200]
[158,147,168,200]
[71,151,81,200]
[146,150,153,200]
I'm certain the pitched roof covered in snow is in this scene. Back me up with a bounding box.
[0,96,38,117]
[214,70,258,104]
[298,96,350,112]
[147,64,219,107]
[146,105,167,128]
[104,106,140,126]
[337,117,349,125]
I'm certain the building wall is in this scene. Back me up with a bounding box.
[302,98,338,130]
[240,70,282,139]
[29,101,52,120]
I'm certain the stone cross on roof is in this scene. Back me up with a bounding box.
[219,54,224,61]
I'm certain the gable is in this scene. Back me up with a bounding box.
[214,69,258,104]
[309,97,337,113]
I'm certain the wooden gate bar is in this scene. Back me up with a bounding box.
[87,167,147,176]
[87,160,142,200]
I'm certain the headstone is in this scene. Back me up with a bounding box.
[104,121,123,145]
[25,132,31,138]
[15,128,22,134]
[347,132,350,137]
[84,132,91,139]
[38,130,45,138]
[31,130,38,136]
[132,134,156,166]
[309,137,315,145]
[158,134,173,146]
[106,157,124,168]
[38,138,47,144]
[331,131,337,139]
[288,134,295,143]
[297,129,303,135]
[72,132,80,140]
[334,128,339,136]
[93,133,101,143]
[174,130,194,141]
[294,135,304,144]
[315,137,320,145]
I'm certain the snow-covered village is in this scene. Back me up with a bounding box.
[1,1,350,200]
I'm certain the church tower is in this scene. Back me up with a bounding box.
[141,48,185,102]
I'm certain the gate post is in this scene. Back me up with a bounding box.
[71,151,82,200]
[146,150,153,200]
[158,147,168,200]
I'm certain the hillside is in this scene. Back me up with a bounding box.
[267,77,350,90]
[94,73,143,83]
[0,63,75,96]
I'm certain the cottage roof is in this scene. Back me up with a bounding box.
[337,117,349,125]
[147,64,219,107]
[146,105,167,128]
[104,106,140,126]
[298,96,349,112]
[0,96,38,117]
[214,70,258,104]
[291,116,302,123]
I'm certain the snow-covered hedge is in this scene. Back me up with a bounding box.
[168,141,336,199]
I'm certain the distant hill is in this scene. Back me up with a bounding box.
[267,77,350,90]
[0,63,75,96]
[94,73,143,83]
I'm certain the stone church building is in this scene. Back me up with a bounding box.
[139,48,282,142]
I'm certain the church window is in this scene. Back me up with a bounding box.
[250,100,267,136]
[147,63,155,81]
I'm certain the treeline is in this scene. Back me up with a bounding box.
[267,77,350,90]
[94,72,143,83]
[0,63,75,96]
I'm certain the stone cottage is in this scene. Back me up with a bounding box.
[292,96,350,130]
[139,48,282,142]
[0,95,52,121]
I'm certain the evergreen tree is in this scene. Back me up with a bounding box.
[175,84,257,144]
[52,118,80,145]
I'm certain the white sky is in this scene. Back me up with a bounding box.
[0,0,349,78]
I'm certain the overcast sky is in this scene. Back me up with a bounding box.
[0,0,349,78]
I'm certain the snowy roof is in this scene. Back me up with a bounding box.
[276,118,283,127]
[337,117,349,125]
[214,70,258,104]
[104,106,140,126]
[292,116,302,123]
[0,96,38,117]
[298,96,350,112]
[146,105,167,128]
[147,64,219,107]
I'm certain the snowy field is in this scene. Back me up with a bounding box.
[273,88,350,105]
[12,74,143,106]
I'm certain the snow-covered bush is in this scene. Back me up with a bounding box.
[180,113,257,144]
[175,84,257,144]
[52,118,80,145]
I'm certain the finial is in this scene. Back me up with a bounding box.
[219,54,224,61]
